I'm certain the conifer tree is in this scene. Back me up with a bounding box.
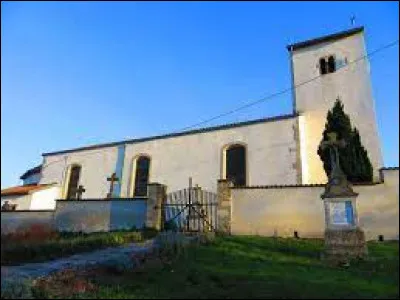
[317,98,373,183]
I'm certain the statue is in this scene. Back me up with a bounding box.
[320,132,346,178]
[320,132,357,198]
[319,132,367,262]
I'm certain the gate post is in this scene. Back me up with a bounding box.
[146,183,167,230]
[217,179,233,234]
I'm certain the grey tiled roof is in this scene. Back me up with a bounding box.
[380,167,399,171]
[20,165,42,180]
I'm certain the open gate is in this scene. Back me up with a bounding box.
[160,179,218,232]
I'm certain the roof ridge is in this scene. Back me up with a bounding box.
[287,26,364,51]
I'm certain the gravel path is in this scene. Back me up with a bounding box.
[1,239,156,293]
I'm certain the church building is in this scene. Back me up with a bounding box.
[3,26,385,204]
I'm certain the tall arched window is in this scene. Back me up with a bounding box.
[225,144,246,187]
[327,55,336,73]
[132,156,151,197]
[66,164,81,199]
[319,58,327,75]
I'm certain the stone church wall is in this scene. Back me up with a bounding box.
[231,168,399,241]
[1,210,54,235]
[54,199,147,233]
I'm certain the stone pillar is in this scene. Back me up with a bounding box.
[321,185,367,262]
[217,179,232,234]
[146,183,167,230]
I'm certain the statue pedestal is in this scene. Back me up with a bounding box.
[321,187,368,263]
[324,228,367,261]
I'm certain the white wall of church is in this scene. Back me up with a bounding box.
[1,194,31,210]
[39,117,299,198]
[40,147,118,198]
[30,186,60,210]
[291,30,384,183]
[121,118,299,195]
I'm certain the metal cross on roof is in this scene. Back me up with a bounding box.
[350,15,356,26]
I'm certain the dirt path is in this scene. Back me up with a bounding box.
[1,239,156,296]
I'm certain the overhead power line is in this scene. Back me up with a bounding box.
[39,38,398,168]
[178,39,399,132]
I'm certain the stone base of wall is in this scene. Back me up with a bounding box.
[1,211,55,235]
[323,228,368,262]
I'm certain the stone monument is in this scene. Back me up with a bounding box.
[320,132,368,262]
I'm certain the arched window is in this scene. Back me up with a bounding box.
[66,165,81,199]
[319,56,336,75]
[225,144,246,187]
[328,55,336,73]
[319,58,327,75]
[132,156,151,197]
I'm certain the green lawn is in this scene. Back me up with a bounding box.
[36,235,399,299]
[1,229,157,266]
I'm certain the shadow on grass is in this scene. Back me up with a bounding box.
[63,236,399,299]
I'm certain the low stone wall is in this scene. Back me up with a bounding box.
[230,169,399,241]
[1,210,55,235]
[54,199,147,233]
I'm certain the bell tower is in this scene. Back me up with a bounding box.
[288,27,384,184]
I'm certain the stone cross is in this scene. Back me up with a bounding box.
[76,185,86,200]
[320,132,346,180]
[1,201,12,211]
[107,172,119,198]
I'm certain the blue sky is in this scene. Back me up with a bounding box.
[1,1,398,188]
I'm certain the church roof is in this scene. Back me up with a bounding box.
[1,184,53,196]
[287,26,364,51]
[42,113,298,156]
[20,165,42,180]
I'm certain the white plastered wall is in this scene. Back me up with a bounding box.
[40,117,299,198]
[0,194,32,210]
[30,186,60,210]
[121,118,299,195]
[39,147,118,199]
[292,31,384,184]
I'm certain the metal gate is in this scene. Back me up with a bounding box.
[160,179,218,232]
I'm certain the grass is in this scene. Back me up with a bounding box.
[1,228,158,266]
[34,235,399,299]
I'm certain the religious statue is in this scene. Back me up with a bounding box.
[320,132,367,262]
[320,132,357,198]
[320,132,346,181]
